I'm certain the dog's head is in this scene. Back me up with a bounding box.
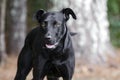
[34,8,76,49]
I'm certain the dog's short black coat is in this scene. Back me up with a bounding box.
[14,8,77,80]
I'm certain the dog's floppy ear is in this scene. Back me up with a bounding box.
[34,9,45,22]
[61,8,77,21]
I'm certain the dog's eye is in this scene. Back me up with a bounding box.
[54,22,61,27]
[41,22,46,27]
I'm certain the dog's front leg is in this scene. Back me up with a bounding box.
[62,61,75,80]
[33,55,46,80]
[14,45,32,80]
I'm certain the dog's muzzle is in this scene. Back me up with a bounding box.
[44,36,59,49]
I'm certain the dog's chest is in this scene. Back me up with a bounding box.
[48,51,68,65]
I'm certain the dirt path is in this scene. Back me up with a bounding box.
[0,50,120,80]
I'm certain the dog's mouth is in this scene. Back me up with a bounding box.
[45,42,59,49]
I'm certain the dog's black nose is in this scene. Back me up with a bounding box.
[45,33,52,40]
[45,35,52,40]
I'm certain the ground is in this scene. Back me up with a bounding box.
[0,49,120,80]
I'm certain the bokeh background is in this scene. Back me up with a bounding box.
[0,0,120,80]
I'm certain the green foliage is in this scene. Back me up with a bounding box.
[108,0,120,47]
[108,0,120,14]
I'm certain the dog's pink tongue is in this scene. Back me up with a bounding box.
[45,44,55,49]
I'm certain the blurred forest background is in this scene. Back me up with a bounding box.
[0,0,120,80]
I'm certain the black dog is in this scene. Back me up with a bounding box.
[14,8,77,80]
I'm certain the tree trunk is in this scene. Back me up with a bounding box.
[7,0,27,54]
[50,0,114,64]
[0,0,7,65]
